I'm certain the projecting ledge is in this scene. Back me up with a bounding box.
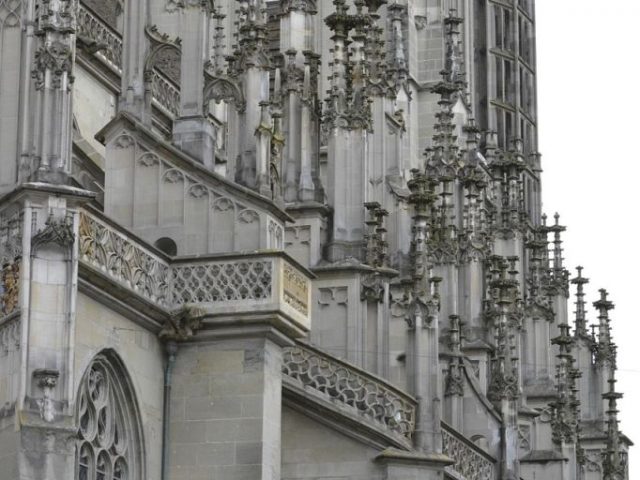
[78,208,314,337]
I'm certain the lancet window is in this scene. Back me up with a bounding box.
[75,353,143,480]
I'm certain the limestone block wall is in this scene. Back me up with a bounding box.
[0,418,18,480]
[282,406,385,480]
[168,337,283,480]
[74,293,164,480]
[73,66,117,163]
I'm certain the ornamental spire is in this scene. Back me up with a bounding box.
[602,362,626,480]
[487,255,521,403]
[593,289,615,366]
[424,10,466,180]
[550,323,577,445]
[571,266,589,337]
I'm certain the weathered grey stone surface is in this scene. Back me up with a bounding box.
[0,1,629,480]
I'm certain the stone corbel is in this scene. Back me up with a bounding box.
[159,306,204,342]
[33,369,60,423]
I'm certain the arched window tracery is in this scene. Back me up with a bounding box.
[75,352,144,480]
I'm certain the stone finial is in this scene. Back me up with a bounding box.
[593,289,616,367]
[364,202,389,268]
[550,323,579,445]
[487,255,522,403]
[445,314,464,397]
[571,266,589,337]
[212,6,227,75]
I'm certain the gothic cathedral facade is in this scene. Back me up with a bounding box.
[0,0,631,479]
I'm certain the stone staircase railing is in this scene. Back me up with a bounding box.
[442,422,495,480]
[77,1,180,118]
[282,342,417,442]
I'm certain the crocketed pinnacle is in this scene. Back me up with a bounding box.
[424,10,466,180]
[602,368,626,480]
[593,289,616,367]
[551,323,578,445]
[571,266,589,337]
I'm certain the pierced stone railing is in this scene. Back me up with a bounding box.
[77,2,123,73]
[282,342,417,441]
[150,69,181,117]
[442,422,495,480]
[78,210,311,330]
[77,1,181,118]
[79,211,171,308]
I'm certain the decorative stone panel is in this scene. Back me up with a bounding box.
[79,211,171,307]
[282,342,416,440]
[442,423,495,480]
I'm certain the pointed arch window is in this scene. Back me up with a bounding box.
[75,353,144,480]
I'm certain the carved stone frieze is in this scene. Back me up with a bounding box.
[282,262,308,316]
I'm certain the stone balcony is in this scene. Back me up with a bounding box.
[78,208,311,333]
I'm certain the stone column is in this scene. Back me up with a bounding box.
[13,184,94,480]
[232,0,272,195]
[29,0,78,184]
[120,0,150,123]
[172,1,216,169]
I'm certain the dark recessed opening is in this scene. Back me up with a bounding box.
[154,237,177,256]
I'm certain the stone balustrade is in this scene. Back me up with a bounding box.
[442,422,495,480]
[77,1,180,118]
[78,210,311,330]
[77,3,123,73]
[282,342,417,441]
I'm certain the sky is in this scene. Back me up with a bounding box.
[536,0,640,475]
